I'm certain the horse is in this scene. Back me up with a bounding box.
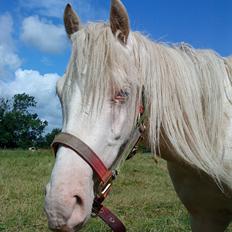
[44,1,232,231]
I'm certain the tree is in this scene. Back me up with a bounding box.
[39,128,61,148]
[13,94,36,113]
[0,93,48,149]
[45,128,61,146]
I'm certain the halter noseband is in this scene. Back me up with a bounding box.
[51,105,145,232]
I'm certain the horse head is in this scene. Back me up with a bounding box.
[45,1,143,231]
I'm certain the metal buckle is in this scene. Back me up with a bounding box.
[91,183,112,217]
[101,182,112,196]
[92,176,114,217]
[97,170,117,196]
[98,179,113,200]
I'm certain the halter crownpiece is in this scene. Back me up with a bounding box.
[51,101,146,232]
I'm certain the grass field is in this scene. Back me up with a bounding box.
[0,150,231,232]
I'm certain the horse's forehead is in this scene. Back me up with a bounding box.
[71,24,108,42]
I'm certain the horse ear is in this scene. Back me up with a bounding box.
[110,0,130,44]
[64,4,80,38]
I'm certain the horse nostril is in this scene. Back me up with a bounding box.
[74,195,83,205]
[115,135,121,140]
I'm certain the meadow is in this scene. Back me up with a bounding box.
[0,150,231,232]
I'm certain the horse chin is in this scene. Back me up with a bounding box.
[67,212,90,232]
[48,215,89,232]
[72,219,88,231]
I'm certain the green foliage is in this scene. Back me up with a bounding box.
[39,128,61,148]
[45,128,61,145]
[13,94,36,113]
[0,94,48,149]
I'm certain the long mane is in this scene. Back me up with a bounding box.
[66,23,232,189]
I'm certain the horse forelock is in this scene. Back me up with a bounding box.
[63,22,232,189]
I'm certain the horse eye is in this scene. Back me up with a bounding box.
[116,90,129,98]
[113,89,129,103]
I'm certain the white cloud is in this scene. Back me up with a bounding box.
[0,13,14,49]
[0,13,61,131]
[0,46,21,73]
[19,0,108,21]
[19,0,71,18]
[0,13,22,81]
[19,0,108,54]
[0,69,62,132]
[21,16,68,53]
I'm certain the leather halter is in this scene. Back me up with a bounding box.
[51,105,145,232]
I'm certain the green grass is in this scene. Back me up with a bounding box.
[0,150,231,232]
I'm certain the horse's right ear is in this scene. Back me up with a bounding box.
[64,4,80,38]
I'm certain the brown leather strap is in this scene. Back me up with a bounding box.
[51,132,112,185]
[98,205,126,232]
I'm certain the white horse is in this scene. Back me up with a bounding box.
[45,1,232,231]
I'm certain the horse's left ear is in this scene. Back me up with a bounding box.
[110,0,130,44]
[64,3,80,38]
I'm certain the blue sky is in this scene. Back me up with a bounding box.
[0,0,231,132]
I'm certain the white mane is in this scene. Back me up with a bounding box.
[64,23,232,189]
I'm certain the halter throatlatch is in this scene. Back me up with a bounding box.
[51,103,145,232]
